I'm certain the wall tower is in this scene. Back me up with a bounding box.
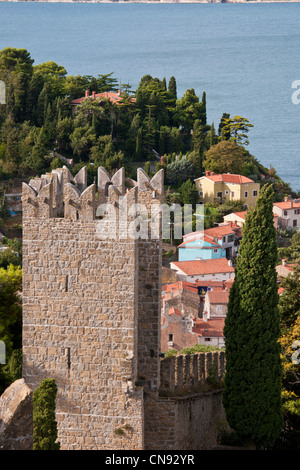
[22,166,163,450]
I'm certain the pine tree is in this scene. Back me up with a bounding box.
[223,183,283,448]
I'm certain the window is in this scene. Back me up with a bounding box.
[293,220,297,227]
[169,334,173,342]
[216,191,223,198]
[253,190,258,197]
[225,190,229,195]
[244,191,248,198]
[199,191,204,197]
[231,191,235,198]
[213,248,218,253]
[284,210,288,216]
[204,338,211,342]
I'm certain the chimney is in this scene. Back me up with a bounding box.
[92,91,96,100]
[282,259,287,266]
[85,90,89,98]
[205,171,211,176]
[228,259,233,267]
[284,196,288,202]
[291,200,293,208]
[118,89,121,96]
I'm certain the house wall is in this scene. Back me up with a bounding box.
[195,177,259,207]
[178,246,226,262]
[273,204,300,229]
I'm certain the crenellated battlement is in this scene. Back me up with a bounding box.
[22,166,164,221]
[160,351,225,395]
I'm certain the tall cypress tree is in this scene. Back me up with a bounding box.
[223,183,283,448]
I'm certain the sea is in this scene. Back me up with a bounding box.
[0,1,299,191]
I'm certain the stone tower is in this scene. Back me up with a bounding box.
[22,166,164,450]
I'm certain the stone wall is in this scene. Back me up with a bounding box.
[21,166,163,450]
[19,166,228,450]
[160,351,225,394]
[144,390,226,450]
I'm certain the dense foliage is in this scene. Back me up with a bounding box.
[32,378,60,450]
[0,46,295,203]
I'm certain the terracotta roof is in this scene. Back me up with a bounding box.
[273,200,300,210]
[206,290,230,304]
[193,318,225,337]
[202,224,239,239]
[70,90,136,106]
[178,235,221,248]
[162,281,199,296]
[226,211,247,220]
[172,258,234,276]
[168,307,182,317]
[198,174,255,184]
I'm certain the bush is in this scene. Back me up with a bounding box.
[33,378,60,450]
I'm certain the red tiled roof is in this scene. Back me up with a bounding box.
[162,280,198,295]
[226,211,247,220]
[207,290,230,304]
[172,258,234,276]
[70,90,136,106]
[273,200,300,210]
[178,235,221,248]
[204,174,254,184]
[168,307,182,317]
[193,318,225,337]
[203,224,239,239]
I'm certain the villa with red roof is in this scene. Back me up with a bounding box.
[273,197,300,229]
[177,222,242,261]
[170,257,235,283]
[70,89,136,115]
[194,171,260,207]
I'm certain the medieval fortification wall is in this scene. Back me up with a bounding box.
[2,165,227,450]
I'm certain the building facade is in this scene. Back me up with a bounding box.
[195,171,260,207]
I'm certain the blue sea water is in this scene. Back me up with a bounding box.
[0,1,299,190]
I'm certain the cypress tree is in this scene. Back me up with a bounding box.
[223,183,283,448]
[32,378,60,450]
[168,76,177,100]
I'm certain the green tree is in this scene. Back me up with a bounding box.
[221,115,254,146]
[0,47,34,121]
[203,140,259,176]
[33,378,60,450]
[223,184,283,448]
[174,88,205,134]
[178,178,199,207]
[0,264,22,360]
[278,266,300,331]
[168,76,177,101]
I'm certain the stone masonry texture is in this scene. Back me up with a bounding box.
[19,165,226,450]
